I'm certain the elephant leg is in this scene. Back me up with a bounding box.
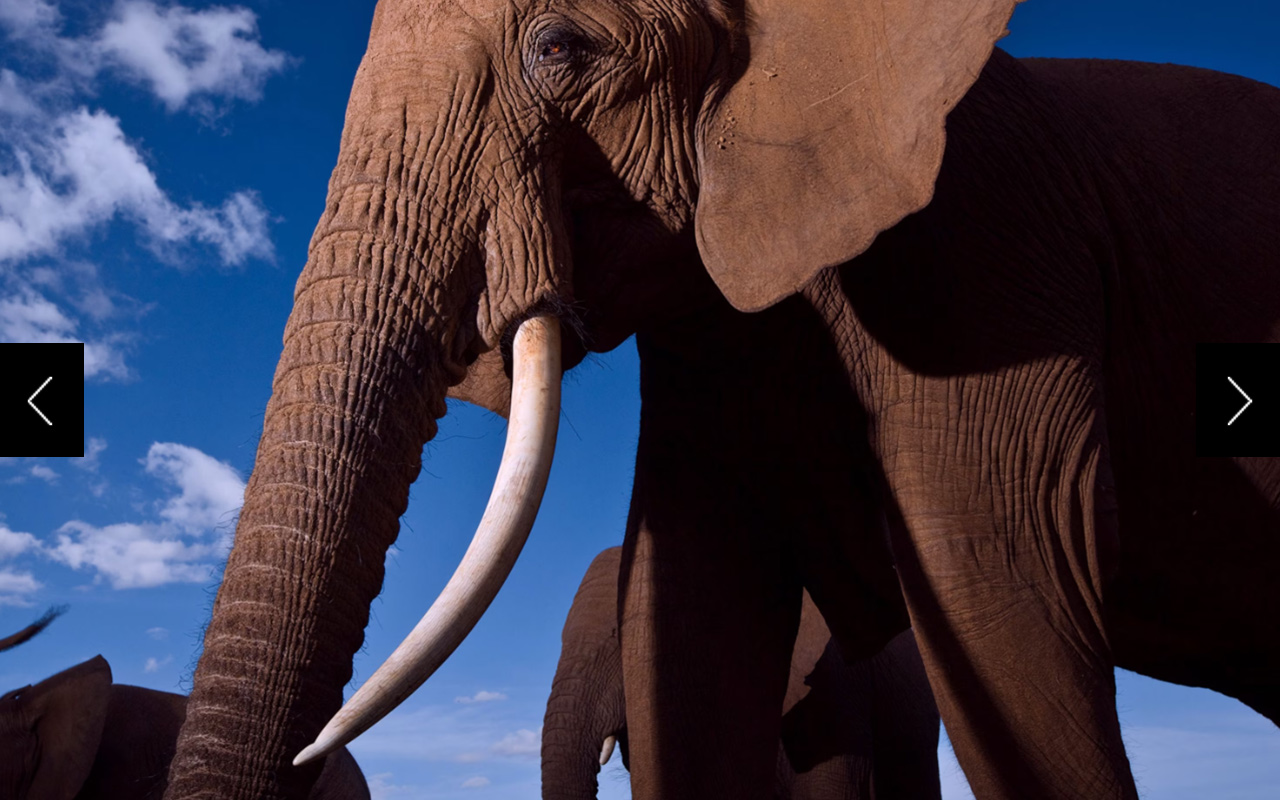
[876,365,1135,800]
[867,630,941,800]
[620,458,801,800]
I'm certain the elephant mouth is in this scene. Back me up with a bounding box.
[294,314,564,766]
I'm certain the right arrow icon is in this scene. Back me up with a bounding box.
[1227,376,1252,426]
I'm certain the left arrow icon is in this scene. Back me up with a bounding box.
[28,376,52,426]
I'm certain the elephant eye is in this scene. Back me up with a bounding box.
[535,26,588,67]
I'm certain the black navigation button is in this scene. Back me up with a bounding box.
[1196,344,1280,456]
[2,343,85,457]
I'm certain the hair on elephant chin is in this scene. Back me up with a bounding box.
[451,294,590,419]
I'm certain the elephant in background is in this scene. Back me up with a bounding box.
[164,0,1280,797]
[542,547,940,800]
[0,656,369,800]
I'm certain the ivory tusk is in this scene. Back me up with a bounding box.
[294,315,562,766]
[599,735,617,766]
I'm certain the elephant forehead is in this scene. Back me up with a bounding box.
[372,0,519,43]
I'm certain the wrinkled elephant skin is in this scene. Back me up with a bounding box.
[164,0,1280,798]
[541,546,941,799]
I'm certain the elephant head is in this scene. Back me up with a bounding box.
[1,657,112,800]
[167,0,1019,795]
[1,657,370,800]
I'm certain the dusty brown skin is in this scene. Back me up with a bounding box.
[0,657,368,800]
[542,546,940,800]
[165,0,1280,797]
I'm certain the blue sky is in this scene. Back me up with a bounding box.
[0,1,1276,798]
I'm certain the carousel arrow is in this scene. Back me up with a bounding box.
[1227,376,1252,426]
[28,376,52,426]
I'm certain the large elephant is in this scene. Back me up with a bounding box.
[542,546,940,800]
[0,656,369,800]
[165,0,1280,797]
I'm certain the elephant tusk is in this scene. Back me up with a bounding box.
[599,735,617,766]
[294,315,562,767]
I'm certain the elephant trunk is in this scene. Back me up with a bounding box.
[165,184,471,798]
[540,547,629,800]
[541,651,626,800]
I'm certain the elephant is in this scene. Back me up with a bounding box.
[0,655,369,800]
[163,0,1280,797]
[542,546,941,800]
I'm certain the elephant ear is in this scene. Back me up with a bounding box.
[695,0,1022,311]
[24,656,112,800]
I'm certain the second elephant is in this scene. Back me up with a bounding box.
[542,547,940,800]
[0,656,369,800]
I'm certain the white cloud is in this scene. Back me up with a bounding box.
[144,654,172,672]
[146,625,168,640]
[0,285,131,379]
[0,568,42,606]
[455,690,508,705]
[0,0,290,115]
[490,728,540,759]
[71,437,108,470]
[29,464,58,482]
[0,523,39,559]
[50,520,217,589]
[0,103,274,266]
[461,777,491,789]
[367,774,416,800]
[144,442,244,544]
[0,1,283,382]
[47,442,245,588]
[94,1,290,112]
[0,0,61,39]
[0,68,40,116]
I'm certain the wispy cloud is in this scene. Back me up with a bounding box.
[0,0,286,379]
[0,523,39,559]
[455,690,508,705]
[347,701,543,766]
[0,0,291,116]
[144,654,173,673]
[460,777,491,789]
[47,442,244,588]
[368,773,418,800]
[489,729,539,759]
[146,626,168,640]
[0,568,42,606]
[0,94,274,266]
[0,286,131,379]
[71,437,107,471]
[0,522,43,604]
[29,464,58,483]
[94,1,291,113]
